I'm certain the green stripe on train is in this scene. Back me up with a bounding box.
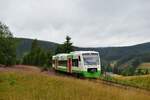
[81,71,101,78]
[56,66,67,72]
[56,66,101,78]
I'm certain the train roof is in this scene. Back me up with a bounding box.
[55,53,69,56]
[70,51,99,54]
[52,51,99,60]
[53,51,99,57]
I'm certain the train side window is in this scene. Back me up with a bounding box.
[72,59,78,67]
[58,60,67,67]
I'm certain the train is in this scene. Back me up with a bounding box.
[52,51,101,78]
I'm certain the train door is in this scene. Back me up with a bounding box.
[67,58,72,73]
[55,59,58,69]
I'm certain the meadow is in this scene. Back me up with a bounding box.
[0,68,150,100]
[102,74,150,90]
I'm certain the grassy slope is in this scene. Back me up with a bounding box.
[109,74,150,90]
[0,70,150,100]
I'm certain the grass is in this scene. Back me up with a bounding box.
[138,63,150,69]
[104,74,150,90]
[0,70,150,100]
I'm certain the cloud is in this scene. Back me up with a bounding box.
[0,0,150,47]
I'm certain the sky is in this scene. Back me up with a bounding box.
[0,0,150,47]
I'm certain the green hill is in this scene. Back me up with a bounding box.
[16,38,150,75]
[16,38,58,58]
[16,38,150,60]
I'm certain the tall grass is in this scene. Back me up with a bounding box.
[109,75,150,90]
[0,71,150,100]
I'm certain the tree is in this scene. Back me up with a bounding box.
[131,58,141,68]
[23,39,40,65]
[31,39,39,52]
[55,35,74,54]
[0,22,12,38]
[55,44,64,54]
[121,66,135,76]
[22,39,52,69]
[46,50,52,66]
[0,21,16,66]
[63,36,74,53]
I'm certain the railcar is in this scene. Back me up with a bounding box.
[52,51,101,78]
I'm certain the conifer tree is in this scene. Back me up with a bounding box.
[55,35,74,54]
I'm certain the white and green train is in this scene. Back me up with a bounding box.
[52,51,101,78]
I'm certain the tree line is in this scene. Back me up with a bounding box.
[0,21,74,70]
[22,36,74,70]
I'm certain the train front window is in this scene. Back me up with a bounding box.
[83,53,99,65]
